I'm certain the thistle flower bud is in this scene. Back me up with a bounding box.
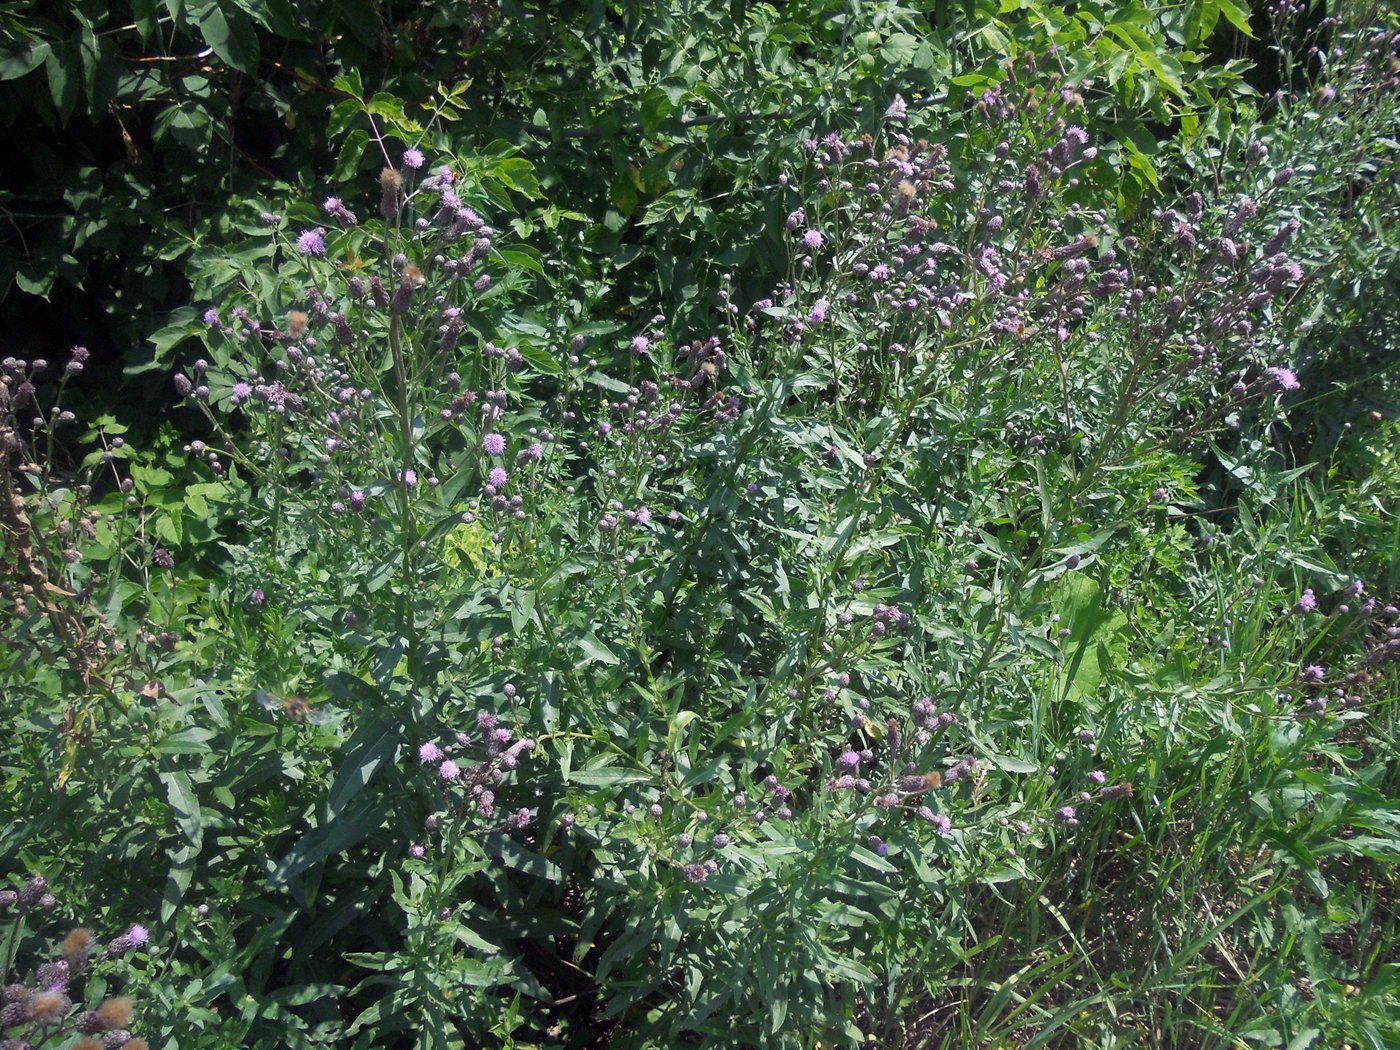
[35,960,69,991]
[390,274,419,315]
[330,313,354,346]
[17,876,46,909]
[379,167,404,217]
[1223,196,1257,238]
[1263,220,1300,256]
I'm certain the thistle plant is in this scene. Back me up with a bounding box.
[3,7,1397,1045]
[0,346,207,787]
[151,62,1385,1041]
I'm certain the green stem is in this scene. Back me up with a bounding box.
[389,314,420,674]
[268,413,285,576]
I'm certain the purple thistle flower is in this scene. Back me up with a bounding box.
[808,297,830,324]
[231,381,251,404]
[439,760,461,781]
[408,843,426,858]
[1295,589,1317,614]
[202,308,221,326]
[323,196,357,224]
[837,750,861,770]
[487,467,509,488]
[1301,664,1326,681]
[1056,806,1077,821]
[403,148,425,170]
[295,228,327,257]
[1089,770,1107,784]
[402,468,418,488]
[117,924,149,954]
[630,335,651,355]
[482,432,506,456]
[418,742,442,763]
[801,228,823,251]
[1264,366,1300,392]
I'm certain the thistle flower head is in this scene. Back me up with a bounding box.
[1264,366,1300,392]
[295,228,327,257]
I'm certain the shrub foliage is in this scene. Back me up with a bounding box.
[3,2,1400,1048]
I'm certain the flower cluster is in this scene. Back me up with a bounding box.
[0,877,149,1050]
[414,710,536,842]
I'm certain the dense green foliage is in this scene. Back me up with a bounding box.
[0,0,1288,363]
[3,2,1400,1048]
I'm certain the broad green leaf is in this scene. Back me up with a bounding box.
[577,631,619,666]
[324,718,396,821]
[162,770,203,846]
[0,40,50,81]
